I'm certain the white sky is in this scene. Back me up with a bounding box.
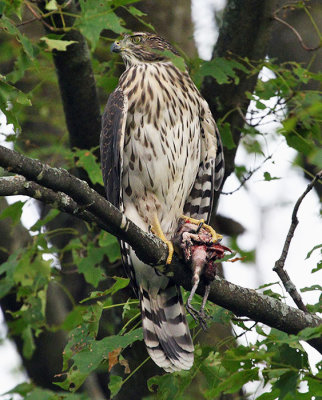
[0,0,321,397]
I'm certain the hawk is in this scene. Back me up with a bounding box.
[100,32,224,372]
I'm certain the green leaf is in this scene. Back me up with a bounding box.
[74,148,103,185]
[148,372,187,399]
[306,376,322,395]
[0,0,24,19]
[30,209,60,232]
[1,16,34,58]
[208,368,259,397]
[127,5,146,16]
[159,49,186,72]
[297,325,322,341]
[301,284,322,292]
[76,0,126,49]
[263,171,280,181]
[4,382,34,396]
[255,99,266,110]
[243,137,264,155]
[219,122,236,149]
[108,375,123,398]
[0,78,32,128]
[310,148,322,168]
[57,328,143,391]
[257,281,280,290]
[6,50,33,84]
[312,261,322,273]
[194,57,249,87]
[0,200,26,226]
[273,371,298,400]
[306,243,321,259]
[98,232,121,263]
[14,254,51,286]
[284,131,314,156]
[40,37,78,52]
[0,250,21,297]
[22,325,36,358]
[112,0,141,6]
[45,0,58,11]
[76,244,106,287]
[80,276,130,303]
[0,76,32,104]
[59,307,85,331]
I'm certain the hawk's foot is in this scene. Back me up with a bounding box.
[180,215,223,243]
[186,301,210,331]
[164,240,174,264]
[151,214,174,264]
[186,281,211,331]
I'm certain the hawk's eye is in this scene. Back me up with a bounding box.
[131,36,142,44]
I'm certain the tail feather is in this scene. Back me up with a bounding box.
[140,281,194,372]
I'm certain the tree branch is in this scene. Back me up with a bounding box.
[0,144,167,266]
[0,144,321,354]
[273,14,321,52]
[273,170,322,312]
[220,155,272,196]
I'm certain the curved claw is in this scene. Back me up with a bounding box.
[181,215,223,243]
[186,303,209,331]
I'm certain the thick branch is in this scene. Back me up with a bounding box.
[274,171,322,312]
[0,145,321,354]
[0,144,167,266]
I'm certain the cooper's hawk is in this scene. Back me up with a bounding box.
[100,32,224,372]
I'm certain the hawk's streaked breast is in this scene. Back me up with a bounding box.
[119,62,204,237]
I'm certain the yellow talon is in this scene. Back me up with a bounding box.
[151,214,174,264]
[165,240,174,264]
[181,215,223,243]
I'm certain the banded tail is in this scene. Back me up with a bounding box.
[140,281,194,372]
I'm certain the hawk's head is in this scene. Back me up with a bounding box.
[111,32,180,66]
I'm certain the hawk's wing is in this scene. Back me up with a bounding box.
[183,108,224,224]
[100,87,128,209]
[100,88,138,295]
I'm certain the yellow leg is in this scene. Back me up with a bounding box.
[151,214,174,264]
[181,215,223,243]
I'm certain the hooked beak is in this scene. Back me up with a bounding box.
[111,41,122,53]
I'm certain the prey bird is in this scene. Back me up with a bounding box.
[100,32,224,372]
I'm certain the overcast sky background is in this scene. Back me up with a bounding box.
[0,0,321,398]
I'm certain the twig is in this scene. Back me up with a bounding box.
[273,14,321,52]
[16,17,39,27]
[24,1,56,32]
[23,0,74,33]
[221,155,272,195]
[235,322,258,339]
[273,170,322,312]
